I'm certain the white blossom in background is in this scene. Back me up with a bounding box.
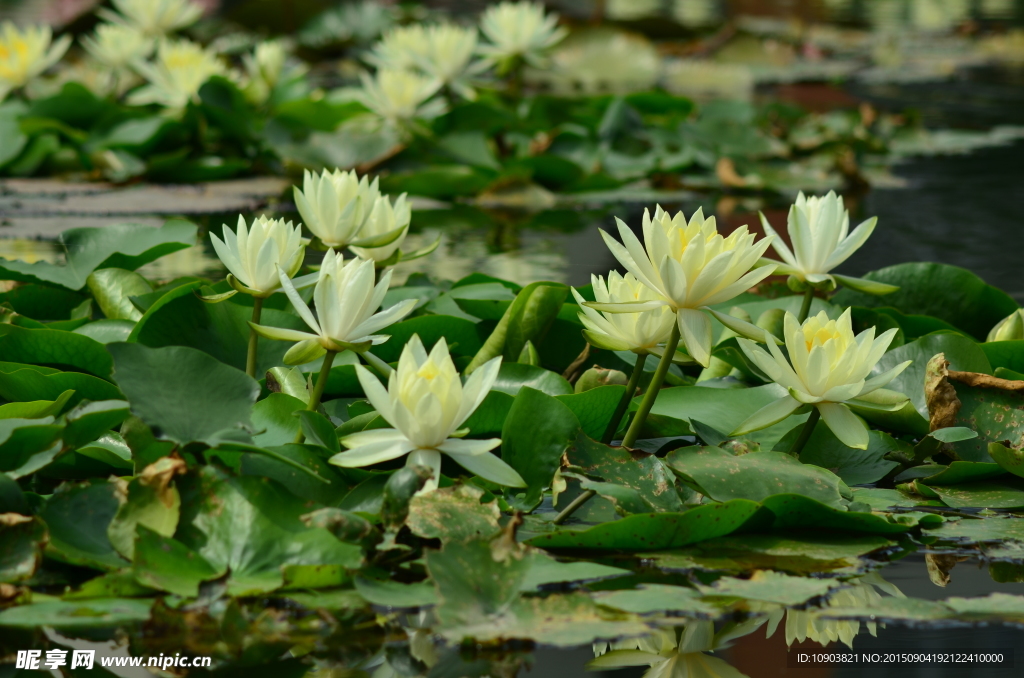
[478,1,567,74]
[360,68,444,128]
[100,0,204,36]
[0,22,71,101]
[129,39,226,111]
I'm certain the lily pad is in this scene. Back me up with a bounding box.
[527,500,764,551]
[0,598,153,629]
[697,570,840,606]
[0,515,46,584]
[593,583,722,618]
[406,484,501,542]
[665,448,844,509]
[570,435,683,513]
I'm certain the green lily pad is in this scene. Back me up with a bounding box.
[354,576,437,608]
[945,593,1024,622]
[697,570,840,606]
[426,538,531,626]
[0,363,122,408]
[666,448,844,509]
[593,583,722,618]
[131,525,221,597]
[502,387,580,510]
[555,385,626,441]
[407,484,501,542]
[519,551,631,591]
[922,480,1024,509]
[527,500,764,551]
[108,343,259,446]
[570,434,683,513]
[0,515,46,584]
[924,516,1024,543]
[875,332,991,418]
[40,479,126,571]
[0,220,196,290]
[492,363,573,396]
[777,423,901,486]
[643,383,807,449]
[0,598,153,628]
[920,460,1006,485]
[0,324,113,379]
[815,596,955,623]
[176,466,363,595]
[437,592,649,647]
[760,494,917,534]
[832,262,1017,341]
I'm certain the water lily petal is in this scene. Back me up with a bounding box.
[817,402,869,450]
[731,395,802,436]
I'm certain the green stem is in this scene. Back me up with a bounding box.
[294,350,337,444]
[621,323,680,449]
[797,287,815,323]
[789,407,821,458]
[245,297,264,379]
[602,355,646,444]
[553,489,595,525]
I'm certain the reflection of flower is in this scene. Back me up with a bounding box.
[572,272,675,354]
[732,309,909,449]
[101,0,204,36]
[210,215,306,297]
[129,39,226,110]
[768,573,905,649]
[590,206,775,367]
[0,22,71,101]
[250,249,416,364]
[759,191,892,294]
[589,624,749,678]
[348,193,411,263]
[360,68,444,127]
[293,169,380,249]
[478,1,567,74]
[331,334,526,492]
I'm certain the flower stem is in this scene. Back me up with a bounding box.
[797,287,815,323]
[552,489,595,525]
[621,322,681,449]
[245,297,264,379]
[602,355,646,444]
[294,350,337,444]
[789,407,821,458]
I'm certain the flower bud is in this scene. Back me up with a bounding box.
[988,309,1024,342]
[575,366,628,393]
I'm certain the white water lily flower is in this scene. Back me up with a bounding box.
[331,334,526,492]
[210,215,306,297]
[81,23,151,70]
[242,40,305,105]
[367,24,429,72]
[419,23,482,99]
[572,272,675,354]
[293,169,381,248]
[128,39,226,111]
[348,193,411,263]
[591,206,776,367]
[100,0,204,36]
[250,249,416,364]
[0,23,71,101]
[732,309,910,450]
[589,623,748,678]
[760,191,895,295]
[478,1,567,74]
[360,67,445,127]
